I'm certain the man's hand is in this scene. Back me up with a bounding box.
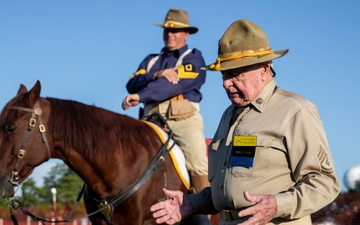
[237,191,277,225]
[150,188,193,224]
[122,94,140,110]
[154,67,179,84]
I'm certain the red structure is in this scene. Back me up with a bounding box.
[205,138,212,156]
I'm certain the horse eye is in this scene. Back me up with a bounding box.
[4,124,16,135]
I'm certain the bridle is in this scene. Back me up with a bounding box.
[9,101,51,186]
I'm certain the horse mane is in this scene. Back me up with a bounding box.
[46,97,159,161]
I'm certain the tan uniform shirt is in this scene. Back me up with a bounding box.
[191,80,340,223]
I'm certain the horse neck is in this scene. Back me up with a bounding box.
[46,98,149,198]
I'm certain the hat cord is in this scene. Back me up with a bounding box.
[209,49,273,70]
[164,21,189,28]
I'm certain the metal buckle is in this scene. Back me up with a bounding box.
[98,201,113,219]
[29,118,36,127]
[8,197,21,210]
[221,209,249,222]
[17,149,25,159]
[221,209,232,221]
[10,170,20,186]
[39,124,46,133]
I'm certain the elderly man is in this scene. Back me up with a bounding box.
[150,19,340,225]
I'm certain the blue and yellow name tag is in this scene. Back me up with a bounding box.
[230,136,256,168]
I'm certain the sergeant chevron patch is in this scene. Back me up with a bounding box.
[317,146,333,173]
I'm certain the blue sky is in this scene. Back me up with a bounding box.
[1,1,359,193]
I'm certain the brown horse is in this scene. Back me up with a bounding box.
[0,81,211,225]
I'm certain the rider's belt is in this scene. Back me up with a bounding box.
[144,100,199,119]
[144,100,170,115]
[221,209,250,222]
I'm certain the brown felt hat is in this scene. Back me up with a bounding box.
[203,19,288,71]
[154,8,198,34]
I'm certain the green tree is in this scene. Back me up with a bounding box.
[0,198,8,207]
[355,180,360,192]
[21,177,44,206]
[348,179,360,193]
[43,163,84,204]
[20,162,84,205]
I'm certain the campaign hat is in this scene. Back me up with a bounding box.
[204,19,288,71]
[154,8,198,34]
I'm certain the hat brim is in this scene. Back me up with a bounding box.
[202,49,289,71]
[154,23,198,34]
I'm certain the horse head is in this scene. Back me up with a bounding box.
[0,81,51,197]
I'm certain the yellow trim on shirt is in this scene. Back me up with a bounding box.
[129,68,147,79]
[177,64,199,79]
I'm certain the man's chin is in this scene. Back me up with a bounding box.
[231,99,248,107]
[165,43,176,50]
[231,99,241,106]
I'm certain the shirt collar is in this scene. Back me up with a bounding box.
[250,79,277,112]
[161,45,188,57]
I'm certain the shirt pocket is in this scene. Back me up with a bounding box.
[208,138,223,182]
[230,134,273,178]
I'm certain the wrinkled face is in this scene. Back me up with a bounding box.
[0,82,48,198]
[222,63,271,107]
[163,28,189,51]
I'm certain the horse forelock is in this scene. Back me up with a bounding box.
[46,98,160,162]
[0,93,28,127]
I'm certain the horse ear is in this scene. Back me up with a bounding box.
[26,81,41,107]
[17,84,28,95]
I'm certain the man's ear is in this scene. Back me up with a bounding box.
[184,32,190,41]
[261,63,272,75]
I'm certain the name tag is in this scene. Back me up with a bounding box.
[230,136,256,168]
